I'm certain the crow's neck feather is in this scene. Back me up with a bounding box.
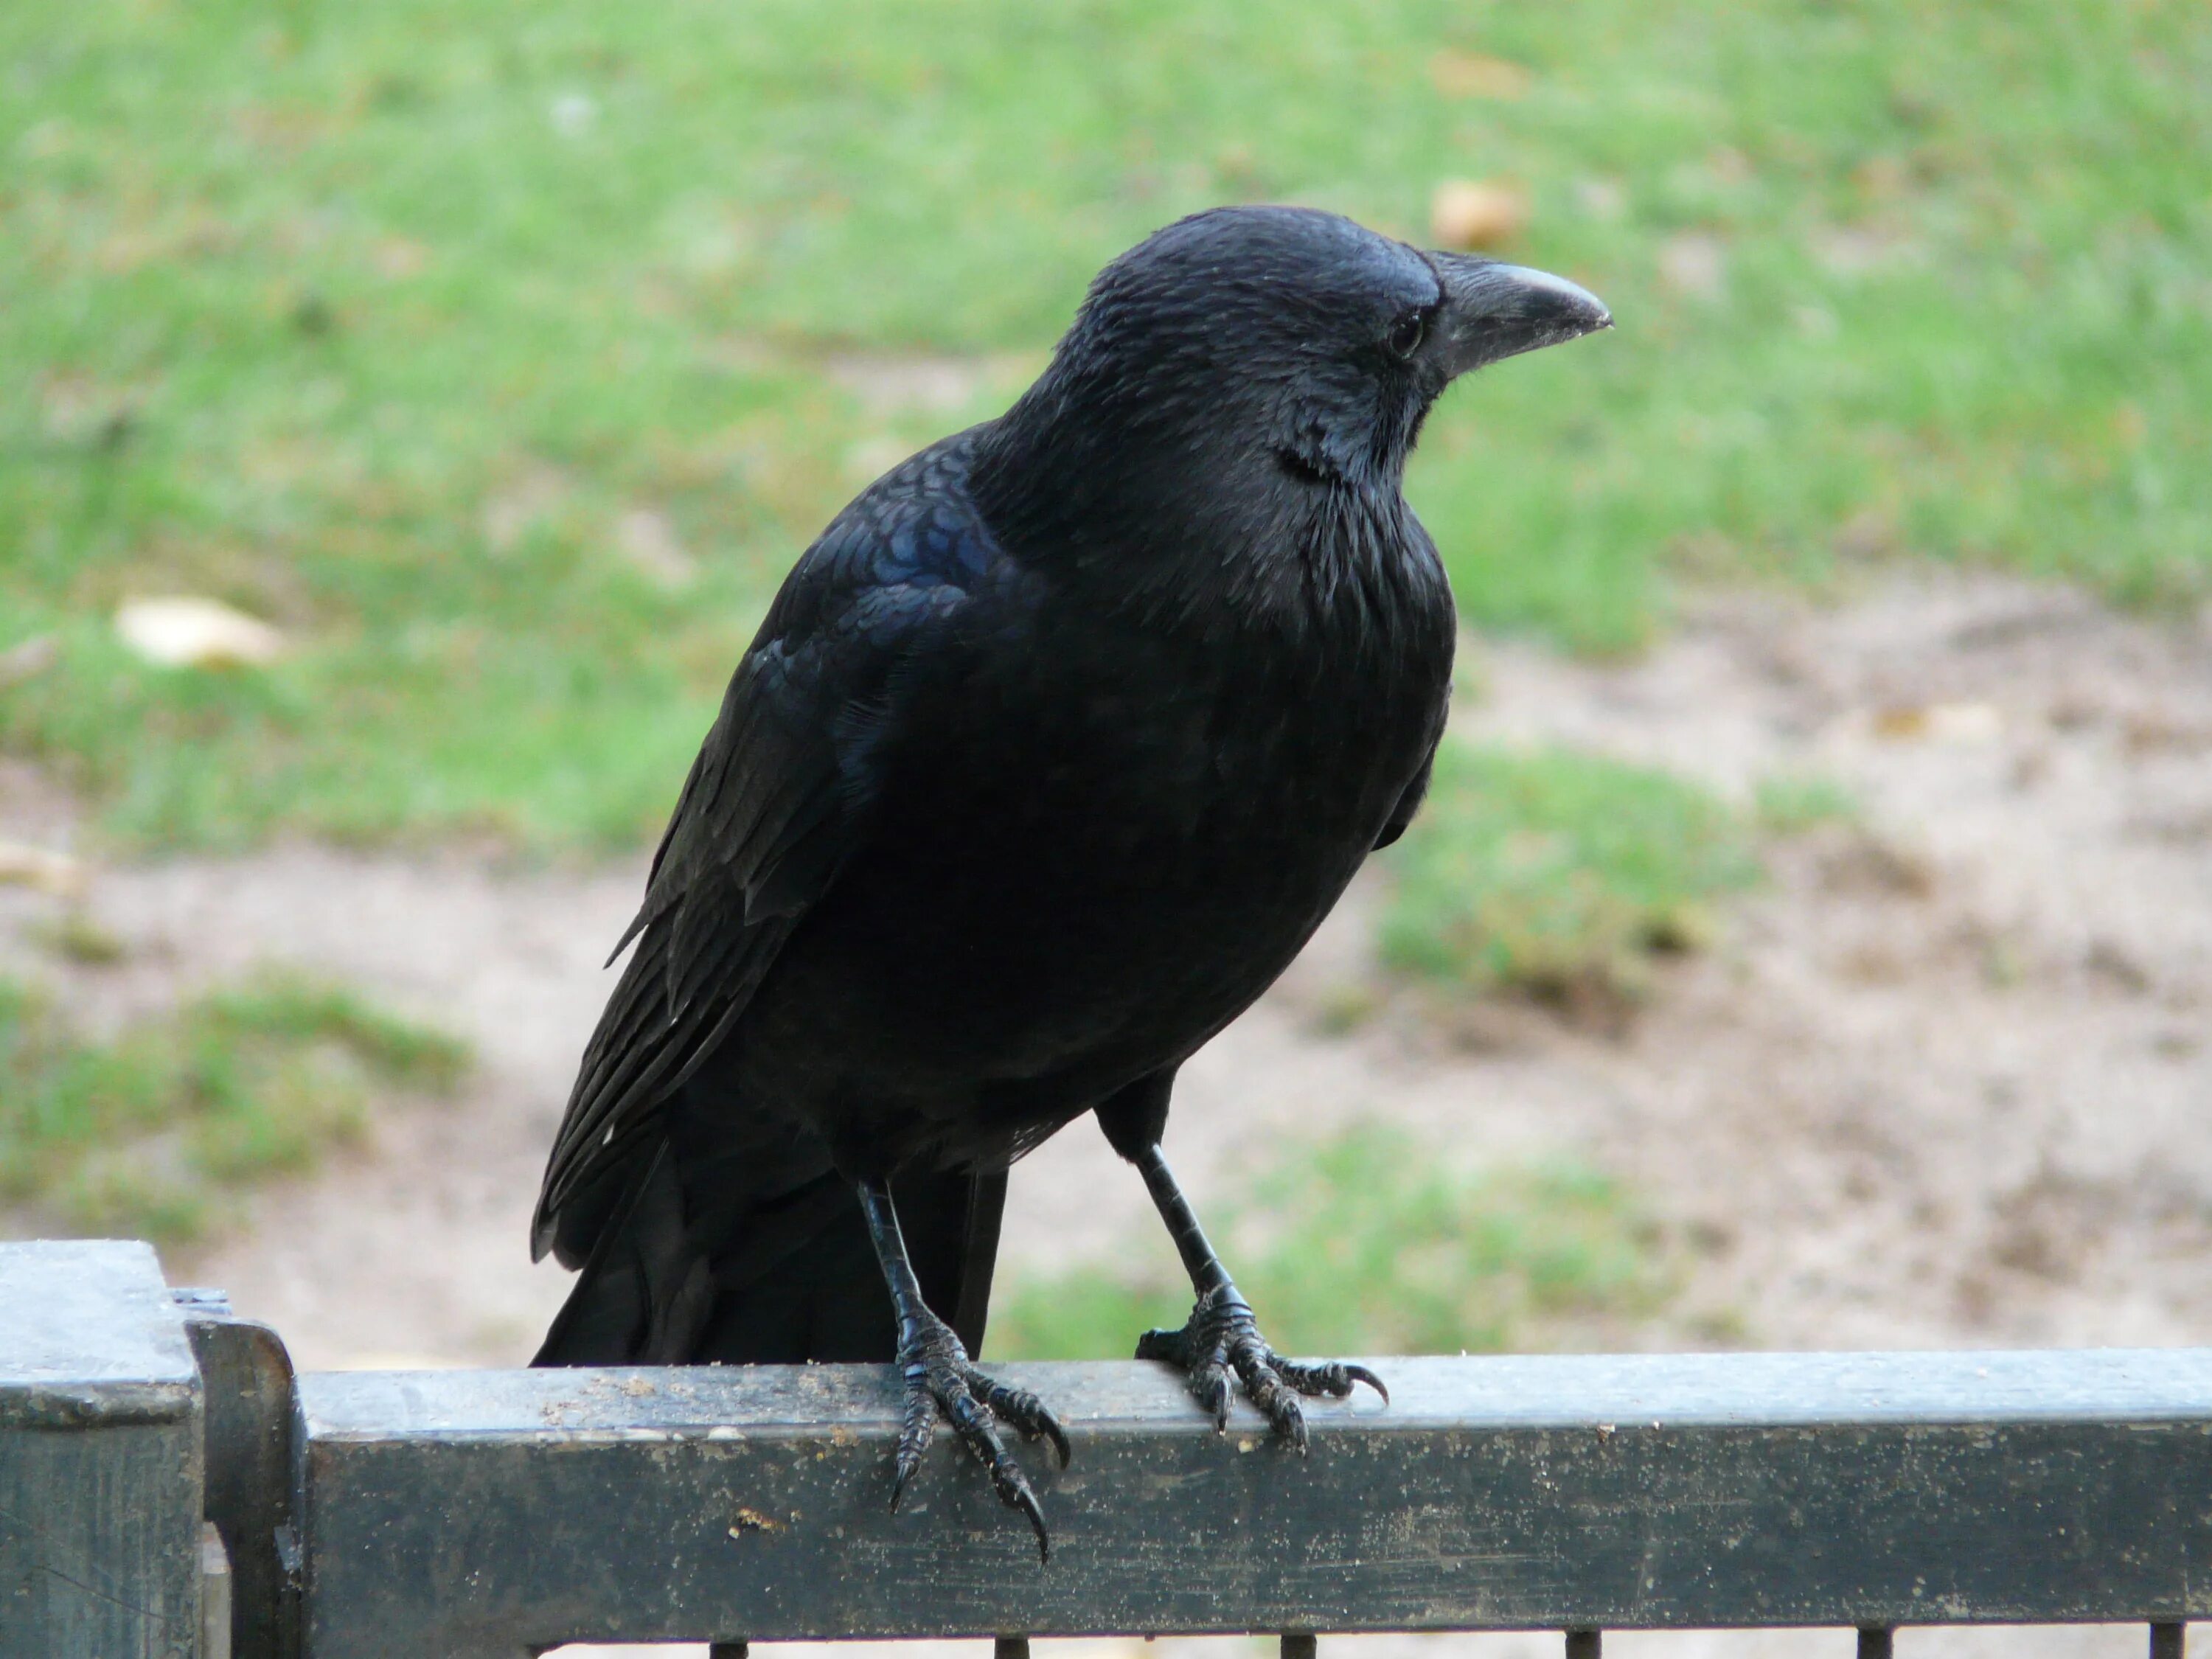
[970,364,1433,642]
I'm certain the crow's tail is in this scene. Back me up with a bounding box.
[532,1134,1006,1366]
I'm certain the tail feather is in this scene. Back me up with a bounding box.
[532,1141,715,1364]
[533,1133,1007,1366]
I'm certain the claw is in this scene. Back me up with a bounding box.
[1008,1475,1051,1564]
[890,1368,938,1510]
[1275,1356,1390,1407]
[1343,1363,1389,1405]
[1140,1286,1385,1444]
[890,1311,1063,1559]
[969,1371,1074,1469]
[1204,1367,1232,1430]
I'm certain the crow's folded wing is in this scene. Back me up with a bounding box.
[1372,733,1440,852]
[531,446,997,1262]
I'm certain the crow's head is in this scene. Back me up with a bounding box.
[985,206,1610,521]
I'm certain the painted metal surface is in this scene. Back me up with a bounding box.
[182,1289,299,1659]
[293,1350,2212,1658]
[7,1239,2208,1659]
[0,1239,202,1658]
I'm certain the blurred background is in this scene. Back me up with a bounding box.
[2,2,2209,1650]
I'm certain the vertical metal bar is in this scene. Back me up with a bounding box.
[1282,1635,1318,1659]
[995,1640,1032,1659]
[2151,1625,2185,1659]
[184,1302,299,1659]
[1565,1631,1601,1659]
[1857,1630,1895,1659]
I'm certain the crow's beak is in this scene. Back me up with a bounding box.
[1428,254,1613,377]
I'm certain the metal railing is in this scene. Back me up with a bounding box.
[6,1240,2209,1658]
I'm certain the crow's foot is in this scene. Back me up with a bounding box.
[1136,1285,1386,1449]
[891,1310,1070,1562]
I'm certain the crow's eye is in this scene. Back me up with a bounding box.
[1386,310,1427,361]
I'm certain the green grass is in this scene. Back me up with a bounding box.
[1753,771,1859,835]
[1378,743,1761,1008]
[990,1122,1668,1360]
[0,972,469,1239]
[3,0,2205,849]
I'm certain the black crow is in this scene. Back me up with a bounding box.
[532,206,1610,1557]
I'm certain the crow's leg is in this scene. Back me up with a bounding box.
[855,1176,1070,1560]
[1128,1142,1388,1448]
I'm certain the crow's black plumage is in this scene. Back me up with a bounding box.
[532,206,1610,1555]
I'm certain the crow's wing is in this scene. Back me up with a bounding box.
[530,441,999,1262]
[1372,731,1441,851]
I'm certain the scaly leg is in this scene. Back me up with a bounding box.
[1127,1143,1386,1448]
[856,1176,1070,1560]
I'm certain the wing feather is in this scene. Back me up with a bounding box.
[531,439,1000,1262]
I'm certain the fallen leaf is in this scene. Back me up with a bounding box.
[1871,702,2001,742]
[1429,179,1529,250]
[115,597,285,669]
[0,842,89,898]
[1427,50,1532,100]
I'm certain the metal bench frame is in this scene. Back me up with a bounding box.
[7,1242,2205,1658]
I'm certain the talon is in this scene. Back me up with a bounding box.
[1040,1411,1073,1468]
[891,1391,933,1510]
[1010,1478,1051,1564]
[968,1370,1074,1469]
[891,1310,1063,1554]
[1139,1286,1384,1443]
[1344,1363,1388,1405]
